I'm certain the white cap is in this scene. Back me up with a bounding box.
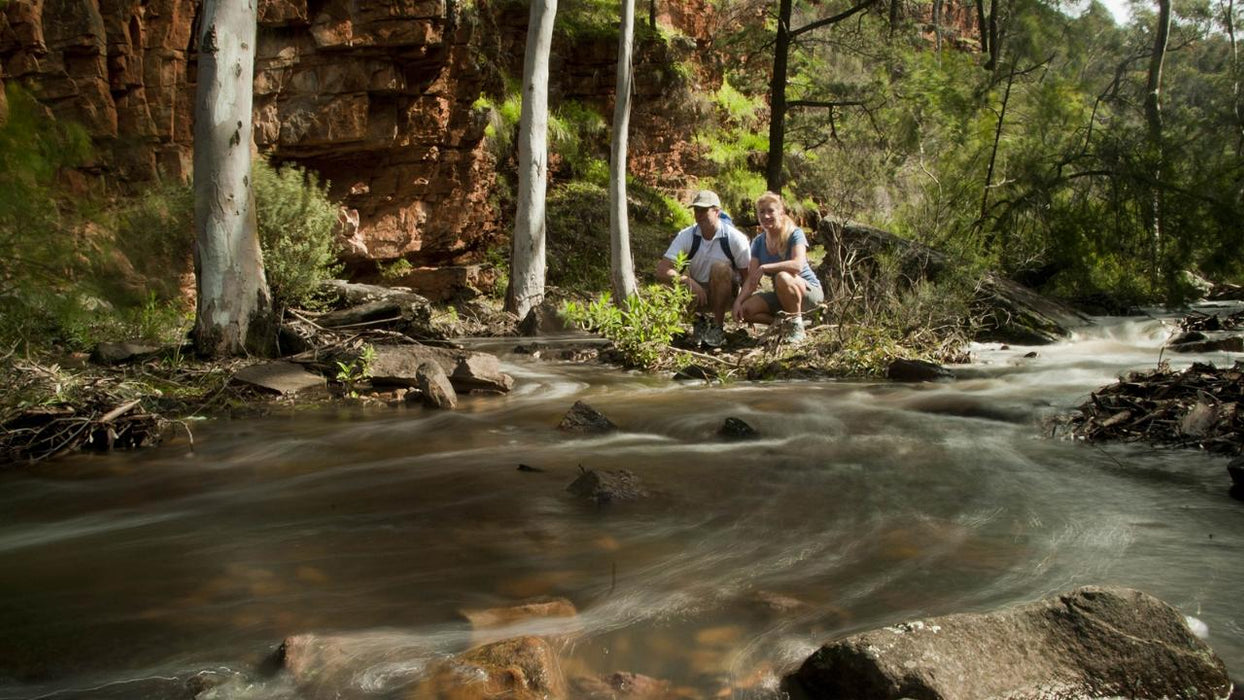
[688,190,721,209]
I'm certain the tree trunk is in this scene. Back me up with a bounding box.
[986,0,1001,70]
[766,0,794,193]
[507,0,557,321]
[191,0,274,358]
[610,0,639,304]
[975,0,989,57]
[1223,0,1242,154]
[1146,0,1171,284]
[980,62,1016,253]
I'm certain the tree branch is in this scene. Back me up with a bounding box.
[790,0,881,39]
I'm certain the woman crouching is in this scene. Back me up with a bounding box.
[732,192,824,343]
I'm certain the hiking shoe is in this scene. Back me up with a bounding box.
[702,323,726,348]
[783,317,806,344]
[691,315,709,346]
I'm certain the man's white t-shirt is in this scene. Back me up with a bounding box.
[663,222,751,284]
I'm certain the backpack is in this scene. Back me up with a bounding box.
[687,213,738,265]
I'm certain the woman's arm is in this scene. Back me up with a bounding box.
[756,242,807,278]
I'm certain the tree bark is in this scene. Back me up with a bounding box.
[975,0,989,57]
[766,0,794,193]
[507,0,557,321]
[768,0,880,192]
[191,0,275,357]
[1146,0,1171,283]
[610,0,639,304]
[1223,0,1241,154]
[980,62,1016,252]
[986,0,1001,70]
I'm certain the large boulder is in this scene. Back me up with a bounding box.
[367,344,512,394]
[278,631,434,699]
[788,586,1231,700]
[277,633,566,700]
[417,636,567,699]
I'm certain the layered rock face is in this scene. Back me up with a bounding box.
[0,0,713,280]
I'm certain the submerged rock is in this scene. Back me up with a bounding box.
[460,597,578,630]
[558,401,618,433]
[788,585,1231,700]
[886,358,954,382]
[570,671,673,699]
[419,636,566,700]
[718,416,759,440]
[567,467,646,503]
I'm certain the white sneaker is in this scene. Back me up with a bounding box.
[783,317,806,344]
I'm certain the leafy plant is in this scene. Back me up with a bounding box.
[252,157,343,311]
[559,252,694,368]
[334,344,376,396]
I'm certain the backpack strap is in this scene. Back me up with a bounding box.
[687,225,739,267]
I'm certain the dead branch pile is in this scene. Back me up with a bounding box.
[1066,361,1244,456]
[0,361,169,464]
[1178,310,1244,333]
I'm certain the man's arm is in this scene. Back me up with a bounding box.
[657,256,707,307]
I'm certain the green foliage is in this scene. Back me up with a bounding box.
[553,0,623,41]
[559,254,694,368]
[251,157,343,311]
[334,344,376,396]
[545,180,691,294]
[550,101,609,182]
[378,258,414,281]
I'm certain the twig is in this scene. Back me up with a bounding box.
[99,399,142,423]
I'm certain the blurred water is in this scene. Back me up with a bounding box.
[1,310,1241,699]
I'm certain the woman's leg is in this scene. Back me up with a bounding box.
[773,271,806,315]
[740,293,775,325]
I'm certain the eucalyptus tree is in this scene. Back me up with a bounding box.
[609,0,640,304]
[191,0,274,357]
[508,0,558,323]
[1144,0,1172,278]
[765,0,881,192]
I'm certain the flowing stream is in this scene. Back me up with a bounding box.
[2,309,1242,699]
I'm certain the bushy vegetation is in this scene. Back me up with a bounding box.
[252,157,343,311]
[0,81,341,357]
[0,85,191,353]
[559,254,695,368]
[714,0,1243,305]
[545,180,691,294]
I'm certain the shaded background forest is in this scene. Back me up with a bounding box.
[0,0,1242,352]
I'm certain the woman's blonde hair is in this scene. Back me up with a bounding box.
[756,191,797,257]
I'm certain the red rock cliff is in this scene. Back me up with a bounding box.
[0,0,719,276]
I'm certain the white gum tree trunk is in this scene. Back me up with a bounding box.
[508,0,558,322]
[609,0,639,304]
[192,0,274,357]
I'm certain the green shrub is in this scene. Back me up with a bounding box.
[560,273,694,369]
[252,157,343,310]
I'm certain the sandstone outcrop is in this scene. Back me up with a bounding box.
[788,585,1232,700]
[1,0,716,298]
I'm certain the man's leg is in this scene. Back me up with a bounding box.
[707,262,734,326]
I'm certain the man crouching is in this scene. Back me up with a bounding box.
[656,190,751,348]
